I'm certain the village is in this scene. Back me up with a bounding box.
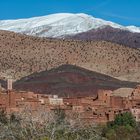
[0,79,140,124]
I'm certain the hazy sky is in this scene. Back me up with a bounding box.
[0,0,140,26]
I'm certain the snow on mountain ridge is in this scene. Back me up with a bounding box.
[0,13,140,37]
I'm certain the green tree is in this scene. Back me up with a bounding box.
[103,112,138,140]
[113,112,136,128]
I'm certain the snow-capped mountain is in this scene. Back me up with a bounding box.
[0,13,140,38]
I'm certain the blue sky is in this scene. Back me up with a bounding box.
[0,0,140,26]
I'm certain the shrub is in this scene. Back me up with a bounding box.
[103,112,138,140]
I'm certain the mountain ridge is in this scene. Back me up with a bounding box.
[0,13,140,38]
[67,26,140,48]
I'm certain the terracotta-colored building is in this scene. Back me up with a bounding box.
[0,81,140,124]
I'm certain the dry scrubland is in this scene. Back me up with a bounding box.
[0,30,140,82]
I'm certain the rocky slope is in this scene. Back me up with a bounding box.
[14,65,139,97]
[0,30,140,82]
[67,26,140,48]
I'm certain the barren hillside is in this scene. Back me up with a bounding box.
[67,26,140,49]
[14,65,138,97]
[0,30,140,82]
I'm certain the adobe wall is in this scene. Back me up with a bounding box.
[131,108,140,122]
[0,85,140,124]
[110,96,124,109]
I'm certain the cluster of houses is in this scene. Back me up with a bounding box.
[0,79,140,124]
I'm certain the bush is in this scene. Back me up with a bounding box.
[103,112,139,140]
[113,112,136,128]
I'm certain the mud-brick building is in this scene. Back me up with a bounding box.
[63,87,140,123]
[130,85,140,121]
[131,107,140,122]
[0,79,140,124]
[0,91,41,113]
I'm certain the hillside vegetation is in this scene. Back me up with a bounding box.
[0,30,140,82]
